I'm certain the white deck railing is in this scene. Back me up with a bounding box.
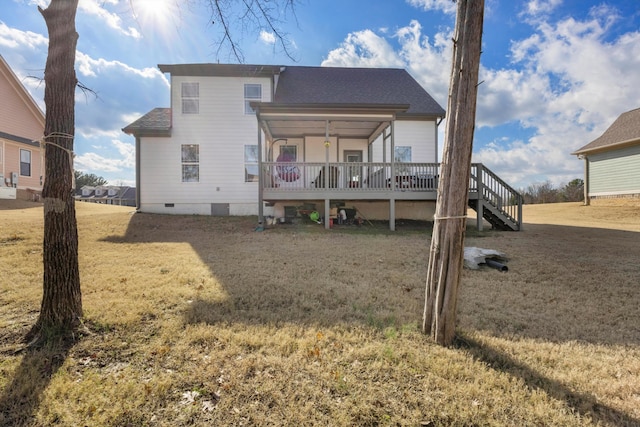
[262,162,440,191]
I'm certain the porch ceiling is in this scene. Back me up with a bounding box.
[253,103,409,142]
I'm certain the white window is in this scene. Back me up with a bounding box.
[244,84,261,114]
[394,146,412,163]
[244,145,259,182]
[181,82,199,114]
[182,144,199,182]
[20,149,31,176]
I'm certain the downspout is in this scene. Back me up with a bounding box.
[257,119,264,228]
[436,116,443,163]
[582,155,590,206]
[135,136,141,211]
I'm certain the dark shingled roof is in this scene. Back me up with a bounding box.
[122,108,171,136]
[0,131,40,147]
[573,107,640,155]
[274,66,445,117]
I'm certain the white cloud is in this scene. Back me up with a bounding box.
[260,30,276,44]
[0,21,47,50]
[320,6,640,188]
[520,0,563,19]
[405,0,458,14]
[74,139,135,173]
[78,0,141,39]
[75,51,167,82]
[322,29,405,68]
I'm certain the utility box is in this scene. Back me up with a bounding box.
[12,172,18,188]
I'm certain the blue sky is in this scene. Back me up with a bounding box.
[2,0,639,189]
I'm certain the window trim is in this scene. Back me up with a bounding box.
[244,83,262,115]
[181,82,199,114]
[244,145,259,182]
[20,148,32,177]
[181,144,200,183]
[394,146,412,163]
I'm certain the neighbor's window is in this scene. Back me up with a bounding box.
[181,144,199,182]
[394,146,412,163]
[181,82,199,114]
[244,84,261,114]
[20,149,31,176]
[244,145,259,182]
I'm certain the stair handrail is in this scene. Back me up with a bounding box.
[472,163,523,230]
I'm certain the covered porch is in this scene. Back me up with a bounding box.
[252,102,430,230]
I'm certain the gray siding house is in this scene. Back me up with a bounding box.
[572,107,640,202]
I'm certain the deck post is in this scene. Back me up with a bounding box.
[476,163,484,231]
[324,198,330,230]
[389,198,396,231]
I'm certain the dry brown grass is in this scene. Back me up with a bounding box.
[0,199,639,426]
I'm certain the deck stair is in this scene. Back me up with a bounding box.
[468,164,522,231]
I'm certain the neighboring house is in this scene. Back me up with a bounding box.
[572,107,640,202]
[0,55,45,200]
[76,185,136,207]
[124,63,521,231]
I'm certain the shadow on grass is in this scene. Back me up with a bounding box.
[456,334,640,427]
[0,339,74,426]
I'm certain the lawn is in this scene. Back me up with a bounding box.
[0,199,639,426]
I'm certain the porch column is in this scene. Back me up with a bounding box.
[476,164,484,231]
[257,124,264,228]
[389,198,396,231]
[476,200,484,231]
[325,120,331,230]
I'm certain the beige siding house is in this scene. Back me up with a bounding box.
[0,55,45,200]
[572,108,640,202]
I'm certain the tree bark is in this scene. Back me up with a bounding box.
[30,0,82,341]
[423,0,484,346]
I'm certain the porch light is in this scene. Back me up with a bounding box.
[324,140,330,147]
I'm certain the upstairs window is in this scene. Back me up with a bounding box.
[182,144,199,182]
[244,84,261,114]
[181,82,199,114]
[20,149,31,176]
[394,146,412,163]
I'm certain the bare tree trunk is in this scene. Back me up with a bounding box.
[423,0,484,346]
[29,0,82,342]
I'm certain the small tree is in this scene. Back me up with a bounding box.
[562,179,584,202]
[74,171,108,188]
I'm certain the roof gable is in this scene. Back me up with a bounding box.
[573,107,640,155]
[274,66,445,117]
[0,55,45,139]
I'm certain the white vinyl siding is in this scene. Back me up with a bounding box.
[139,75,271,212]
[370,120,437,163]
[588,144,640,195]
